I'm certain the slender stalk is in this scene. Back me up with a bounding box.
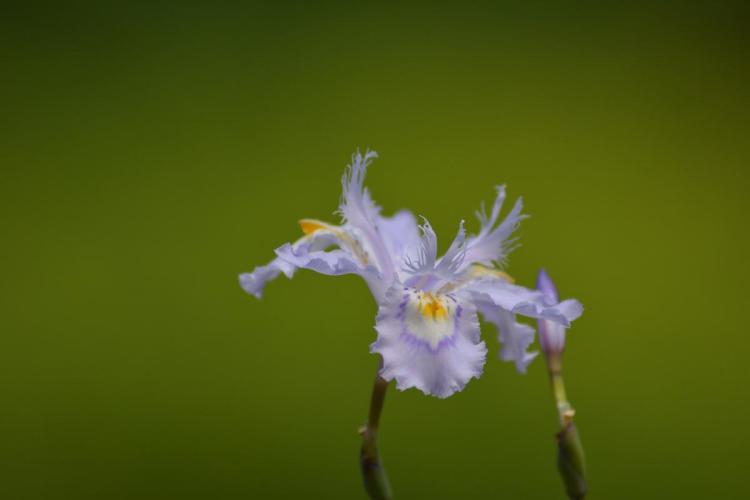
[359,367,392,499]
[548,359,573,428]
[368,376,389,432]
[547,356,587,500]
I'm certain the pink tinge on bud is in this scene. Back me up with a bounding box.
[536,269,566,355]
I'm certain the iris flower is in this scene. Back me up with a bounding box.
[239,151,582,398]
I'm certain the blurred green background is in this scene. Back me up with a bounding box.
[2,1,749,498]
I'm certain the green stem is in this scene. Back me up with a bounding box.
[368,376,388,432]
[547,355,587,500]
[359,369,392,499]
[549,364,572,428]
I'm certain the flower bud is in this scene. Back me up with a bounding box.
[537,269,567,356]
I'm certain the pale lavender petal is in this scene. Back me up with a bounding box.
[435,220,466,277]
[239,225,385,300]
[463,186,527,268]
[276,244,364,276]
[403,218,438,275]
[371,287,486,399]
[276,236,386,300]
[376,209,421,267]
[476,301,538,373]
[239,257,296,299]
[537,268,559,304]
[466,278,583,326]
[401,218,468,286]
[338,150,396,282]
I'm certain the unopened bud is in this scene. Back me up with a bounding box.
[537,268,567,356]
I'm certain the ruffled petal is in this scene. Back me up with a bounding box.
[239,221,386,300]
[465,278,583,327]
[275,244,368,276]
[275,230,386,300]
[371,286,487,399]
[476,300,538,373]
[463,186,527,268]
[239,257,296,299]
[338,150,397,282]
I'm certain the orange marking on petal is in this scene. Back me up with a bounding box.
[420,292,448,321]
[298,219,330,235]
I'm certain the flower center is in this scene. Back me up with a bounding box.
[400,288,459,350]
[417,292,448,320]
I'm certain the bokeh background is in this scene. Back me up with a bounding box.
[2,1,749,498]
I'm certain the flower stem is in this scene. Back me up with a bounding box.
[359,368,392,499]
[548,362,572,428]
[547,357,587,500]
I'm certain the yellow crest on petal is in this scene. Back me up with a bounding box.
[418,292,449,321]
[298,219,335,235]
[402,289,457,349]
[469,264,515,283]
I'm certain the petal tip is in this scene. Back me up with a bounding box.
[239,272,263,299]
[536,268,559,302]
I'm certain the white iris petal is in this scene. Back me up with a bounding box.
[371,287,486,399]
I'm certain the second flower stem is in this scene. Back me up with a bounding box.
[360,368,392,499]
